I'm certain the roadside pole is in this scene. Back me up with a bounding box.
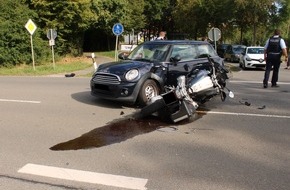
[25,19,37,71]
[52,44,55,69]
[112,23,124,61]
[30,35,35,71]
[47,29,57,69]
[115,35,119,61]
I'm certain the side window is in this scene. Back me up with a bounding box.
[248,48,254,54]
[197,44,217,57]
[171,45,197,62]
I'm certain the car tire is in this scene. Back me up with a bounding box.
[138,79,160,107]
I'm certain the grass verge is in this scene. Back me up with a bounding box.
[0,51,115,76]
[0,58,91,76]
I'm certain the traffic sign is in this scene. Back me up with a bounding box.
[47,29,57,40]
[49,39,55,46]
[25,19,37,35]
[112,23,124,36]
[208,27,221,41]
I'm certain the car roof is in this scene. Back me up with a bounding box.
[142,40,210,45]
[218,43,230,46]
[246,46,264,48]
[231,44,246,47]
[217,44,230,48]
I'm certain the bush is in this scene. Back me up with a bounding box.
[0,0,50,67]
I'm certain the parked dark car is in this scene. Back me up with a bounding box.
[224,44,246,62]
[217,44,230,58]
[90,40,224,106]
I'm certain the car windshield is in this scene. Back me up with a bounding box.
[127,43,170,62]
[247,48,264,54]
[233,46,245,53]
[219,44,229,50]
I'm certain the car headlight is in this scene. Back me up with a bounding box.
[125,69,139,81]
[246,57,252,61]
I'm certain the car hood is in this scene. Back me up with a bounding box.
[247,54,264,59]
[97,60,153,76]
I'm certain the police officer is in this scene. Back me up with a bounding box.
[263,29,288,88]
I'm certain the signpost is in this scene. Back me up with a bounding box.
[25,19,37,70]
[112,23,124,61]
[208,27,221,50]
[47,29,57,69]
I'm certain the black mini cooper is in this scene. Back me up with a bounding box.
[90,40,224,106]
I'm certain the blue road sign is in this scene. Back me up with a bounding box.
[112,23,124,36]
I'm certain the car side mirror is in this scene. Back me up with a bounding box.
[170,55,181,63]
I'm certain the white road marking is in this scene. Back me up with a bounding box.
[197,110,290,119]
[0,98,41,104]
[18,163,148,190]
[229,80,290,85]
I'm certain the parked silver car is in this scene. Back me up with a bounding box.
[239,46,265,69]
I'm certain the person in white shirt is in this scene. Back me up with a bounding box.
[156,31,166,40]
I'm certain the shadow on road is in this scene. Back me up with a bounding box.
[71,91,135,109]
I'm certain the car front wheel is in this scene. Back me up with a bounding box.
[138,79,160,107]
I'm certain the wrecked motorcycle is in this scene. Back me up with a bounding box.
[140,56,234,123]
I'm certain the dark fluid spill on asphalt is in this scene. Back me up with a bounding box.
[50,110,206,151]
[50,115,171,151]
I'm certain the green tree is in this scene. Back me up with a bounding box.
[83,0,145,50]
[233,0,290,45]
[0,0,49,66]
[173,0,289,44]
[268,0,290,38]
[143,0,171,39]
[233,0,272,45]
[25,0,98,55]
[3,0,290,67]
[24,0,146,54]
[124,0,146,32]
[173,0,234,39]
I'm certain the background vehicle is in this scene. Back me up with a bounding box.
[217,44,230,58]
[239,46,265,70]
[224,45,246,62]
[90,40,224,106]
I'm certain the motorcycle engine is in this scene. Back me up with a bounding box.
[187,70,214,93]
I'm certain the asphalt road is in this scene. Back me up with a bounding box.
[0,65,290,190]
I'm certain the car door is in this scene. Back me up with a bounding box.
[166,44,209,86]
